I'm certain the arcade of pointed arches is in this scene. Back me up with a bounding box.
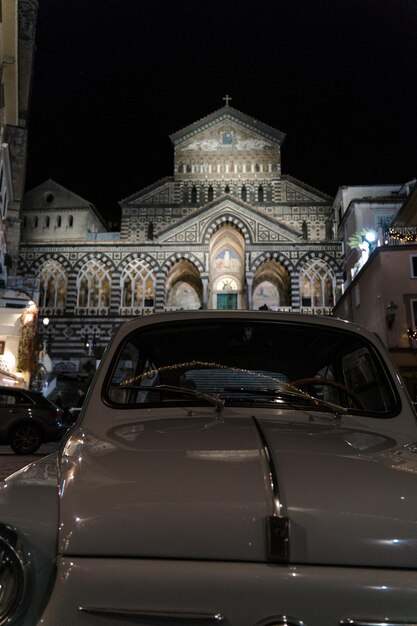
[36,225,338,314]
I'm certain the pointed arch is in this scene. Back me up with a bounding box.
[257,185,264,203]
[252,259,291,310]
[299,257,336,309]
[76,258,111,311]
[37,259,68,312]
[166,258,203,310]
[202,211,253,245]
[209,223,245,310]
[120,258,156,312]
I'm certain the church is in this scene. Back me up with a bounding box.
[18,103,343,375]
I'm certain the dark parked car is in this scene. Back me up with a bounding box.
[0,386,64,454]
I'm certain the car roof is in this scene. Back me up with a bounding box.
[117,310,368,338]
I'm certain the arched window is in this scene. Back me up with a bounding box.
[191,186,197,203]
[34,216,38,228]
[77,259,111,309]
[225,185,230,194]
[38,259,67,310]
[56,216,62,228]
[120,259,155,308]
[255,163,260,172]
[241,185,247,202]
[182,186,189,203]
[300,258,335,308]
[45,216,50,228]
[258,185,264,202]
[68,215,74,227]
[207,185,214,202]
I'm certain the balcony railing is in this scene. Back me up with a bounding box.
[384,227,417,245]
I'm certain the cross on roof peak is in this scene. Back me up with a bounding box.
[222,94,232,106]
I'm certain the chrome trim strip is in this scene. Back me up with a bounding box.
[253,417,291,562]
[79,606,224,622]
[256,616,305,626]
[253,417,282,517]
[339,617,417,626]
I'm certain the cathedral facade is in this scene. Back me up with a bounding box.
[18,105,343,375]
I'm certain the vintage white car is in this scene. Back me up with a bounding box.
[1,311,417,625]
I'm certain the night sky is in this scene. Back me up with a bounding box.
[25,0,417,224]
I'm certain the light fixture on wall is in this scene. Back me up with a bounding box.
[386,301,398,329]
[42,317,50,352]
[406,328,417,340]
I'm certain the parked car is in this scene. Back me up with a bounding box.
[1,311,417,625]
[0,386,65,454]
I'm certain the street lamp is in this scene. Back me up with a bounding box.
[42,317,50,352]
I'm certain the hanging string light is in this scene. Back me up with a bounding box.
[388,228,417,242]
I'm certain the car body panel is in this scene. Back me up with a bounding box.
[58,412,272,560]
[1,312,417,625]
[36,557,417,626]
[57,408,417,568]
[259,415,417,568]
[0,454,59,624]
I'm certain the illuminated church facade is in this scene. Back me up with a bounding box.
[18,104,343,369]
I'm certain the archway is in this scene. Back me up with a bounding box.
[299,257,336,309]
[209,224,245,309]
[252,259,291,310]
[166,259,203,310]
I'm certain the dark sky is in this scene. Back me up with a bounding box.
[25,0,417,224]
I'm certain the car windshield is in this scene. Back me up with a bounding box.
[105,319,399,416]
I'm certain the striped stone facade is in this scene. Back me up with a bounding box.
[18,105,344,374]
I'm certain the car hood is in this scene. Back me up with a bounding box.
[58,407,417,567]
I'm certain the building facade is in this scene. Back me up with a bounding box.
[18,105,344,379]
[333,182,417,398]
[0,0,38,386]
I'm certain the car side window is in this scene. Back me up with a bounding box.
[341,347,391,411]
[0,392,16,405]
[109,343,157,404]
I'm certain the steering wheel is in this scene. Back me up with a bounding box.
[289,377,363,409]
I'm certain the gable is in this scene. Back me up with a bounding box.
[121,177,175,205]
[158,197,301,245]
[177,119,278,157]
[171,108,284,169]
[126,180,175,205]
[23,179,93,210]
[282,175,331,203]
[170,105,286,146]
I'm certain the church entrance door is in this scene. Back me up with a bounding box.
[217,293,238,310]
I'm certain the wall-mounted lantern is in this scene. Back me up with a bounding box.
[386,301,398,329]
[84,333,90,352]
[42,317,50,351]
[406,328,417,340]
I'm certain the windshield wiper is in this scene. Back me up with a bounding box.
[222,386,347,417]
[153,384,225,412]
